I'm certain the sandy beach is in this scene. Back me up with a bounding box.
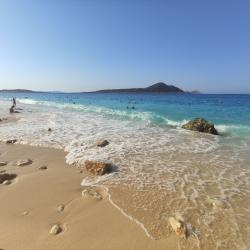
[0,142,179,250]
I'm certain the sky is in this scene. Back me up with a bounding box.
[0,0,249,93]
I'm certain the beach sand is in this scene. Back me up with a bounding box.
[0,143,178,250]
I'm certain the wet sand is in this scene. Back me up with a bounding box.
[0,143,178,250]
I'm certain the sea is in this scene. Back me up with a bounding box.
[0,92,250,249]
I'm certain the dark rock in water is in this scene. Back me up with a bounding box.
[0,173,17,184]
[48,128,52,132]
[85,160,112,176]
[182,118,219,135]
[6,139,17,144]
[96,140,109,147]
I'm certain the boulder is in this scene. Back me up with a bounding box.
[96,140,109,147]
[6,139,17,144]
[182,118,218,135]
[0,173,17,184]
[17,159,33,166]
[85,160,112,176]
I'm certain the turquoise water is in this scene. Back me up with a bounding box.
[1,92,250,138]
[1,92,250,248]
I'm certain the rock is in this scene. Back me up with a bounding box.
[22,211,29,216]
[49,224,62,235]
[82,188,103,200]
[6,139,17,144]
[96,140,109,147]
[0,162,7,167]
[0,173,17,184]
[208,198,227,209]
[85,160,112,176]
[57,205,64,212]
[182,118,219,135]
[169,217,187,238]
[17,159,32,166]
[38,165,47,170]
[3,180,11,185]
[48,128,52,132]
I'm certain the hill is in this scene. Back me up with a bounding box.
[93,82,184,93]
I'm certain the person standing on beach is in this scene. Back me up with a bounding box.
[12,97,16,107]
[9,97,16,113]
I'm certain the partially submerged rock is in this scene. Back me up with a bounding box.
[48,128,52,132]
[0,173,17,184]
[85,160,112,176]
[0,162,7,167]
[169,217,187,238]
[6,139,17,144]
[182,118,219,135]
[82,188,103,200]
[96,140,109,147]
[49,224,62,235]
[17,159,33,167]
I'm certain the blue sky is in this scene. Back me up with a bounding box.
[0,0,249,93]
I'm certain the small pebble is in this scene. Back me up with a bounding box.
[2,180,11,185]
[50,224,62,235]
[57,205,64,212]
[38,165,47,170]
[0,162,7,167]
[82,188,103,200]
[22,211,29,216]
[6,139,17,144]
[17,159,33,166]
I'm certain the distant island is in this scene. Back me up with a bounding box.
[0,83,199,94]
[91,82,184,94]
[0,89,36,93]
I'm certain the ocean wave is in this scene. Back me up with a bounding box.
[18,98,188,128]
[18,98,39,105]
[16,98,250,139]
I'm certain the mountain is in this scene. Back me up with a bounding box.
[93,82,184,93]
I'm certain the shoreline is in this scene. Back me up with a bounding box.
[0,142,179,250]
